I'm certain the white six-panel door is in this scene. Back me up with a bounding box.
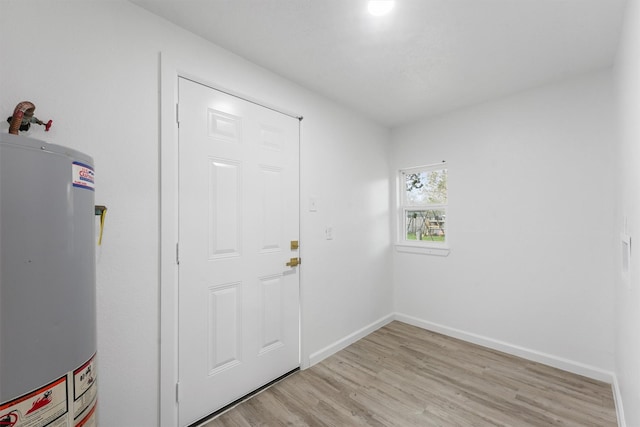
[177,78,300,426]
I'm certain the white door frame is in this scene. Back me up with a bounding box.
[158,53,304,427]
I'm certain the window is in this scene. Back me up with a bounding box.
[399,163,448,248]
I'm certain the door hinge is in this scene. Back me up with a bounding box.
[176,382,181,403]
[176,103,180,127]
[176,242,180,265]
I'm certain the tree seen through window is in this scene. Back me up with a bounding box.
[401,166,447,243]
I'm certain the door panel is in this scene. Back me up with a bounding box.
[207,283,242,374]
[178,78,300,426]
[208,159,241,258]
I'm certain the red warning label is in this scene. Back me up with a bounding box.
[0,376,68,427]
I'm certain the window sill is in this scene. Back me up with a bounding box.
[395,243,450,256]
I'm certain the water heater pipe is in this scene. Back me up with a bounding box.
[8,102,35,135]
[8,101,52,134]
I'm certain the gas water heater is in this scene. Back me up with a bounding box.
[0,133,97,427]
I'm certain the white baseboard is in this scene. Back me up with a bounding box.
[394,313,615,384]
[612,375,627,427]
[307,314,394,367]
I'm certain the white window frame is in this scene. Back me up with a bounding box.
[396,163,450,256]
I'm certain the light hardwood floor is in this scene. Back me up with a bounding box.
[202,321,617,426]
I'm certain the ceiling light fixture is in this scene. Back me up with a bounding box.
[368,0,395,16]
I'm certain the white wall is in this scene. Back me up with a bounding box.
[391,71,616,377]
[614,0,640,424]
[0,1,392,425]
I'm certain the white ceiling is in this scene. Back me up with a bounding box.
[131,0,628,127]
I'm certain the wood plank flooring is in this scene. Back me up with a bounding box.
[201,321,617,426]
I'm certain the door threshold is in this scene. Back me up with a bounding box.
[190,367,300,427]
